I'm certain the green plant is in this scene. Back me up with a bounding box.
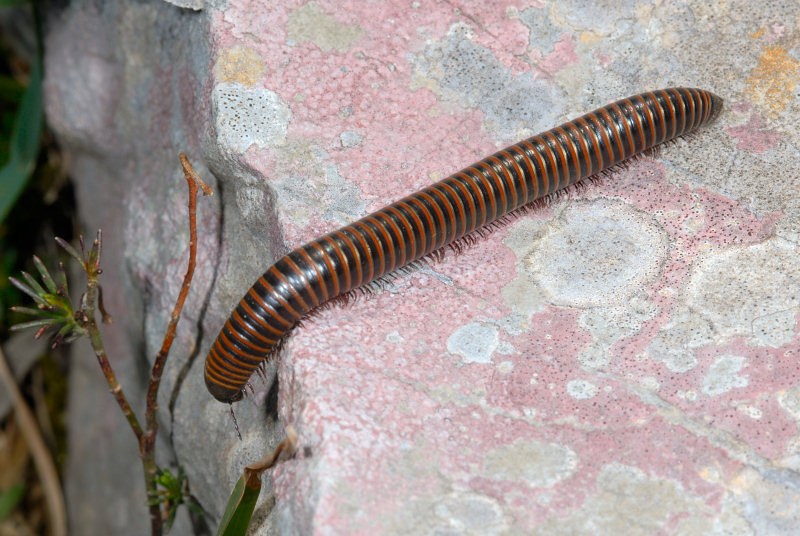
[9,155,297,535]
[10,155,211,535]
[152,467,203,532]
[9,246,85,346]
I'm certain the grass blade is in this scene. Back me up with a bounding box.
[215,475,260,536]
[216,427,297,536]
[0,56,43,223]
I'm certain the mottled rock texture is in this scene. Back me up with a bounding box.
[43,0,799,534]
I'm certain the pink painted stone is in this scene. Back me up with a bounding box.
[207,2,800,534]
[726,112,781,154]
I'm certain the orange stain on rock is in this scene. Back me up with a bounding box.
[215,46,267,87]
[745,46,799,115]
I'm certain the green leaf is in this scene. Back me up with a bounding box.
[9,305,41,316]
[215,475,261,536]
[9,318,57,331]
[57,261,69,296]
[55,237,84,266]
[32,255,57,293]
[151,467,205,532]
[215,427,298,536]
[54,321,84,345]
[0,483,25,520]
[20,270,46,297]
[0,56,43,224]
[8,275,46,304]
[88,230,102,274]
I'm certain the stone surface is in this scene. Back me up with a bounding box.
[42,0,800,534]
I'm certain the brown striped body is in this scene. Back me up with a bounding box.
[205,87,723,403]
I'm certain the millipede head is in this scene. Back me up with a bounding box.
[204,371,244,403]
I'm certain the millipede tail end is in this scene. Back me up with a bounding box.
[708,92,724,121]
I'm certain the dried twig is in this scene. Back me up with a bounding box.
[139,154,212,533]
[0,345,67,536]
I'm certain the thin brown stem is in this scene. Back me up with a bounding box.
[82,263,144,443]
[142,154,211,444]
[140,154,212,534]
[87,331,159,535]
[79,231,164,536]
[97,284,113,323]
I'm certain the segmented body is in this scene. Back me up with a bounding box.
[205,87,723,403]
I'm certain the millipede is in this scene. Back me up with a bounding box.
[205,87,723,403]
